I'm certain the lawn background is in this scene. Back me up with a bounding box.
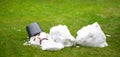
[0,0,120,57]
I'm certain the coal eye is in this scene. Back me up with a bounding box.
[33,38,36,41]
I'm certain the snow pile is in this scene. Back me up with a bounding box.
[75,22,108,47]
[49,25,75,47]
[24,22,108,51]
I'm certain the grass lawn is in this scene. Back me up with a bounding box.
[0,0,120,57]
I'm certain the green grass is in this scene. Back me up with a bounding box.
[0,0,120,57]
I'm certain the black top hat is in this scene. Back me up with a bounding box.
[26,22,42,39]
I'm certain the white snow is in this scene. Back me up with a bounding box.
[75,22,108,47]
[49,24,75,47]
[41,40,64,51]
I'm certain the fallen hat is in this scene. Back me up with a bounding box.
[26,22,42,39]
